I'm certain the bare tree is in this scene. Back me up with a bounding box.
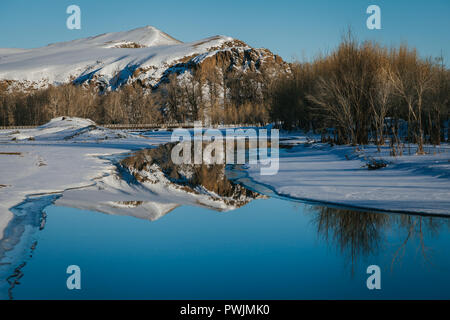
[388,48,434,154]
[370,66,392,151]
[309,75,357,144]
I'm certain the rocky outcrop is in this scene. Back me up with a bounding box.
[155,42,291,89]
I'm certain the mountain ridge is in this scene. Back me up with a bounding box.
[0,26,290,91]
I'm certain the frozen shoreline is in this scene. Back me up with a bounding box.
[247,141,450,216]
[0,117,174,239]
[1,118,449,244]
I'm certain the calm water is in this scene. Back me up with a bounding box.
[4,195,450,300]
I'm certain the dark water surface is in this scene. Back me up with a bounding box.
[6,194,450,300]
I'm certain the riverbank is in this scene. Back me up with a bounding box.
[1,117,449,242]
[0,117,173,240]
[247,141,450,216]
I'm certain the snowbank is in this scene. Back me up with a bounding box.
[247,141,450,215]
[0,117,174,239]
[3,117,131,142]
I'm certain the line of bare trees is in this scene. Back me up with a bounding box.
[0,64,272,127]
[271,34,450,152]
[1,34,448,153]
[0,83,163,126]
[160,62,272,125]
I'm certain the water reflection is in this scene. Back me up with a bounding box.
[0,195,57,299]
[120,142,263,208]
[1,142,449,299]
[308,205,450,273]
[390,214,447,270]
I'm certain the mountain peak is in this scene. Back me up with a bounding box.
[49,25,183,49]
[105,25,183,47]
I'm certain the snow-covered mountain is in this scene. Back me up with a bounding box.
[0,26,289,91]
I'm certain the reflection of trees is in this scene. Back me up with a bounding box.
[308,205,449,273]
[309,206,389,272]
[390,215,443,270]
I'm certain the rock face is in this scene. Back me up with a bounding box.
[0,26,290,91]
[156,40,290,88]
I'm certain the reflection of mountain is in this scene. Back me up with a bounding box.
[121,143,262,205]
[57,143,262,222]
[0,143,262,298]
[308,205,450,272]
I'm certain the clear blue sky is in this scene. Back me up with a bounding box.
[1,0,449,62]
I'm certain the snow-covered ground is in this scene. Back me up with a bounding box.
[0,117,260,241]
[0,117,174,240]
[1,118,449,245]
[247,138,450,216]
